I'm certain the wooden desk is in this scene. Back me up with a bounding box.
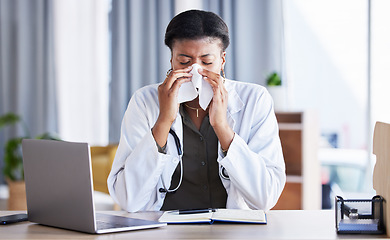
[0,210,386,239]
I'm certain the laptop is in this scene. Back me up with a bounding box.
[22,139,166,234]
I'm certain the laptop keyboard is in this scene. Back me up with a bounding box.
[95,213,164,231]
[96,220,129,230]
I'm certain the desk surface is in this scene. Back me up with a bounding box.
[0,210,386,239]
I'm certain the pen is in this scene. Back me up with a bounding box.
[178,208,217,215]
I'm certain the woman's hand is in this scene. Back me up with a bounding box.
[152,66,192,148]
[200,68,234,151]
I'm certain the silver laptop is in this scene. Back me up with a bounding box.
[22,139,166,234]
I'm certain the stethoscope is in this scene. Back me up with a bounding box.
[159,129,230,194]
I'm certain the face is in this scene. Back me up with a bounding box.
[171,37,226,74]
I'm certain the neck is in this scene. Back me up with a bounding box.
[182,101,208,130]
[185,98,201,109]
[184,104,204,118]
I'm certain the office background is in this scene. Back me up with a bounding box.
[1,0,389,205]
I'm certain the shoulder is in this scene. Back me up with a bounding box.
[225,79,271,103]
[124,83,161,115]
[132,83,159,100]
[129,83,160,105]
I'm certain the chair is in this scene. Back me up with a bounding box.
[90,145,118,194]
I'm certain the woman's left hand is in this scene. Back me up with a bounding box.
[199,68,234,151]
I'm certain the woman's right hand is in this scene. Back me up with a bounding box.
[152,66,192,148]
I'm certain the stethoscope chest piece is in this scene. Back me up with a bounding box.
[219,166,230,180]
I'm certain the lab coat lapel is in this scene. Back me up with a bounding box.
[225,80,244,130]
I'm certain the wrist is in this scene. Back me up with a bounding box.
[152,118,172,148]
[212,121,231,135]
[213,124,234,151]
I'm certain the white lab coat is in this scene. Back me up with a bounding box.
[107,79,286,212]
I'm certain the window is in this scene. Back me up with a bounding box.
[54,0,110,146]
[283,0,373,197]
[371,0,390,125]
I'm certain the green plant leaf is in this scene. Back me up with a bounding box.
[3,137,24,181]
[35,132,61,141]
[0,113,21,129]
[1,113,61,181]
[266,72,282,86]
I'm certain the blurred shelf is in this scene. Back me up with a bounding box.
[272,112,321,210]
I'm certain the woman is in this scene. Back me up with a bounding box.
[108,10,285,212]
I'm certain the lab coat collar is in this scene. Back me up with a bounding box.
[225,79,244,129]
[224,79,244,116]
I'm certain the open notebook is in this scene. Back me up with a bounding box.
[159,209,266,224]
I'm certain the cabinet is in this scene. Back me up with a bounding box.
[272,112,321,210]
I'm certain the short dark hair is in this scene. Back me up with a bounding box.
[165,10,230,51]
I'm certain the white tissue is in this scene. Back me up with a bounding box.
[177,63,213,110]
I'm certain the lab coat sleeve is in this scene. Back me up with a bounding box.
[107,89,179,212]
[218,89,286,210]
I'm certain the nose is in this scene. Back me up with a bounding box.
[193,59,202,66]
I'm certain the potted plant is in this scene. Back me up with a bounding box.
[0,112,59,210]
[266,71,286,111]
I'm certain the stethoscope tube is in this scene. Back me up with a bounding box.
[169,129,182,155]
[159,129,183,193]
[159,128,230,194]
